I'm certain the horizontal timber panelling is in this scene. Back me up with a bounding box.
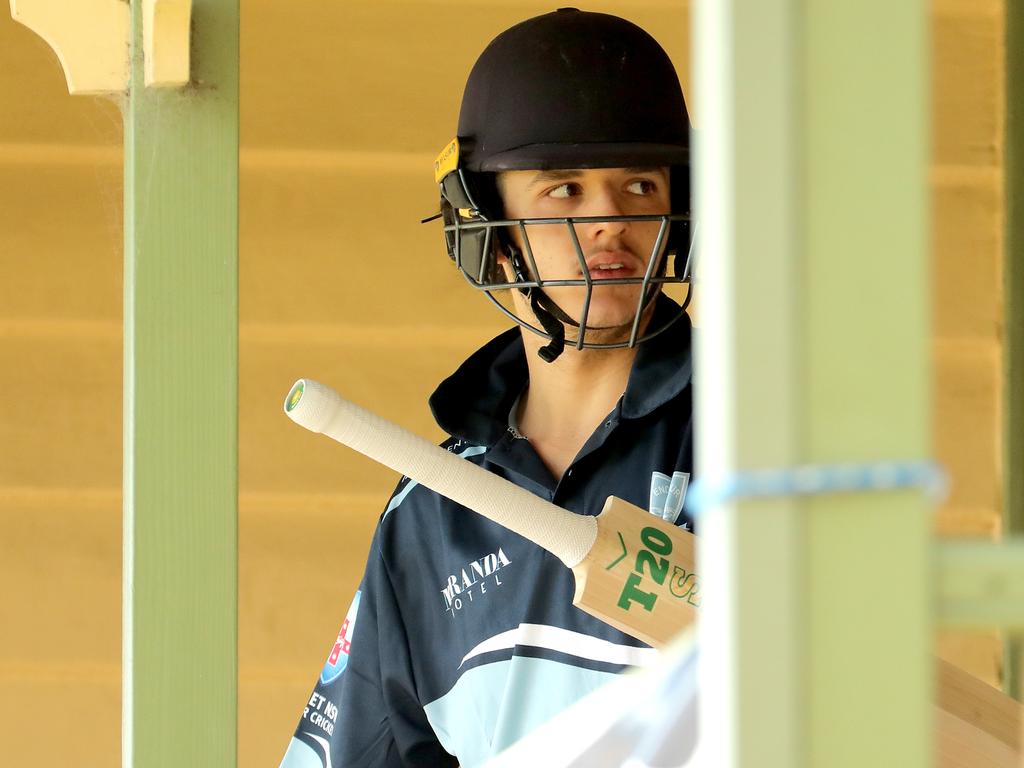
[933,340,1001,515]
[239,331,497,494]
[0,490,382,670]
[932,0,1000,15]
[0,330,506,493]
[241,678,322,768]
[0,17,122,147]
[935,506,1002,538]
[239,494,379,667]
[931,172,1003,339]
[239,164,500,328]
[0,164,122,322]
[238,2,691,152]
[0,678,120,767]
[931,7,1005,166]
[0,497,120,663]
[0,336,122,488]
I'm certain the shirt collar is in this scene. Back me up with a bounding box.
[620,297,693,419]
[430,296,693,445]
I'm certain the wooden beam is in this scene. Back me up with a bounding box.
[122,0,238,765]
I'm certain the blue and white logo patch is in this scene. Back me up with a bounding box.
[320,591,361,685]
[650,471,690,524]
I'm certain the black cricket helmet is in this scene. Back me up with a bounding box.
[433,8,694,361]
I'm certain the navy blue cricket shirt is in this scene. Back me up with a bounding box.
[280,297,694,768]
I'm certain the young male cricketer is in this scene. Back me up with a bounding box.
[279,8,695,767]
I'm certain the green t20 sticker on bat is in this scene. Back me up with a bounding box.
[616,526,702,612]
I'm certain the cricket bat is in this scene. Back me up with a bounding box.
[285,379,1024,765]
[284,378,699,648]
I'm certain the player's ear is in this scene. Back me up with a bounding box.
[491,240,518,286]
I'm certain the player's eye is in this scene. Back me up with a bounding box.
[547,183,581,200]
[626,179,658,195]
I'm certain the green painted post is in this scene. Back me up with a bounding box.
[694,1,930,766]
[1004,0,1024,703]
[937,541,1024,629]
[802,6,930,766]
[122,0,238,766]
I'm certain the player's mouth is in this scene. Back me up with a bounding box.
[583,250,642,279]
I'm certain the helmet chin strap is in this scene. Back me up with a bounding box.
[530,291,566,363]
[509,249,572,363]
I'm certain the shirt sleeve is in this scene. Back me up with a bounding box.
[278,525,458,768]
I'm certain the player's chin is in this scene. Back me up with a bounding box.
[578,293,662,341]
[569,307,648,345]
[554,287,644,323]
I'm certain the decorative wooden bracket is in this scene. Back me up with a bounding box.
[9,0,129,94]
[9,0,191,94]
[143,0,191,88]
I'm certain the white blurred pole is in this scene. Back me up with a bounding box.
[693,1,930,767]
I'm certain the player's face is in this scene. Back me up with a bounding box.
[497,167,671,339]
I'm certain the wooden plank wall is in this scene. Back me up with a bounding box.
[0,1,1006,764]
[0,20,126,764]
[931,0,1007,685]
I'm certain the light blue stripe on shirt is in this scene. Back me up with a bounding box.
[423,656,619,768]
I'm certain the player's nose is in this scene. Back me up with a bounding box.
[578,187,630,240]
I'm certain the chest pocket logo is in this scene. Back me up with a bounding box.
[650,471,690,524]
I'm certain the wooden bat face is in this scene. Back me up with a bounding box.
[573,496,700,648]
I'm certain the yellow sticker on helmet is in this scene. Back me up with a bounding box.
[434,138,460,183]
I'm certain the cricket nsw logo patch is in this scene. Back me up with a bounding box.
[650,471,690,524]
[320,591,360,685]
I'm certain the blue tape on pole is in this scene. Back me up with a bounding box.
[685,460,948,517]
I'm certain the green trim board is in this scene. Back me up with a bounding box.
[936,540,1024,629]
[122,1,239,766]
[1004,0,1024,702]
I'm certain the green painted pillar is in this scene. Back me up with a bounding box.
[694,1,930,766]
[122,1,239,766]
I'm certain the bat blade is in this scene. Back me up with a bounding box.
[572,496,699,648]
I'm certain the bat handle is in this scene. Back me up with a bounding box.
[284,379,598,568]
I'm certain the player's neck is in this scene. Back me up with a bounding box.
[515,336,638,479]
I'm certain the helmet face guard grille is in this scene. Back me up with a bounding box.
[442,210,695,350]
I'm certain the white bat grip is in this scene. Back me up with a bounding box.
[284,379,597,568]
